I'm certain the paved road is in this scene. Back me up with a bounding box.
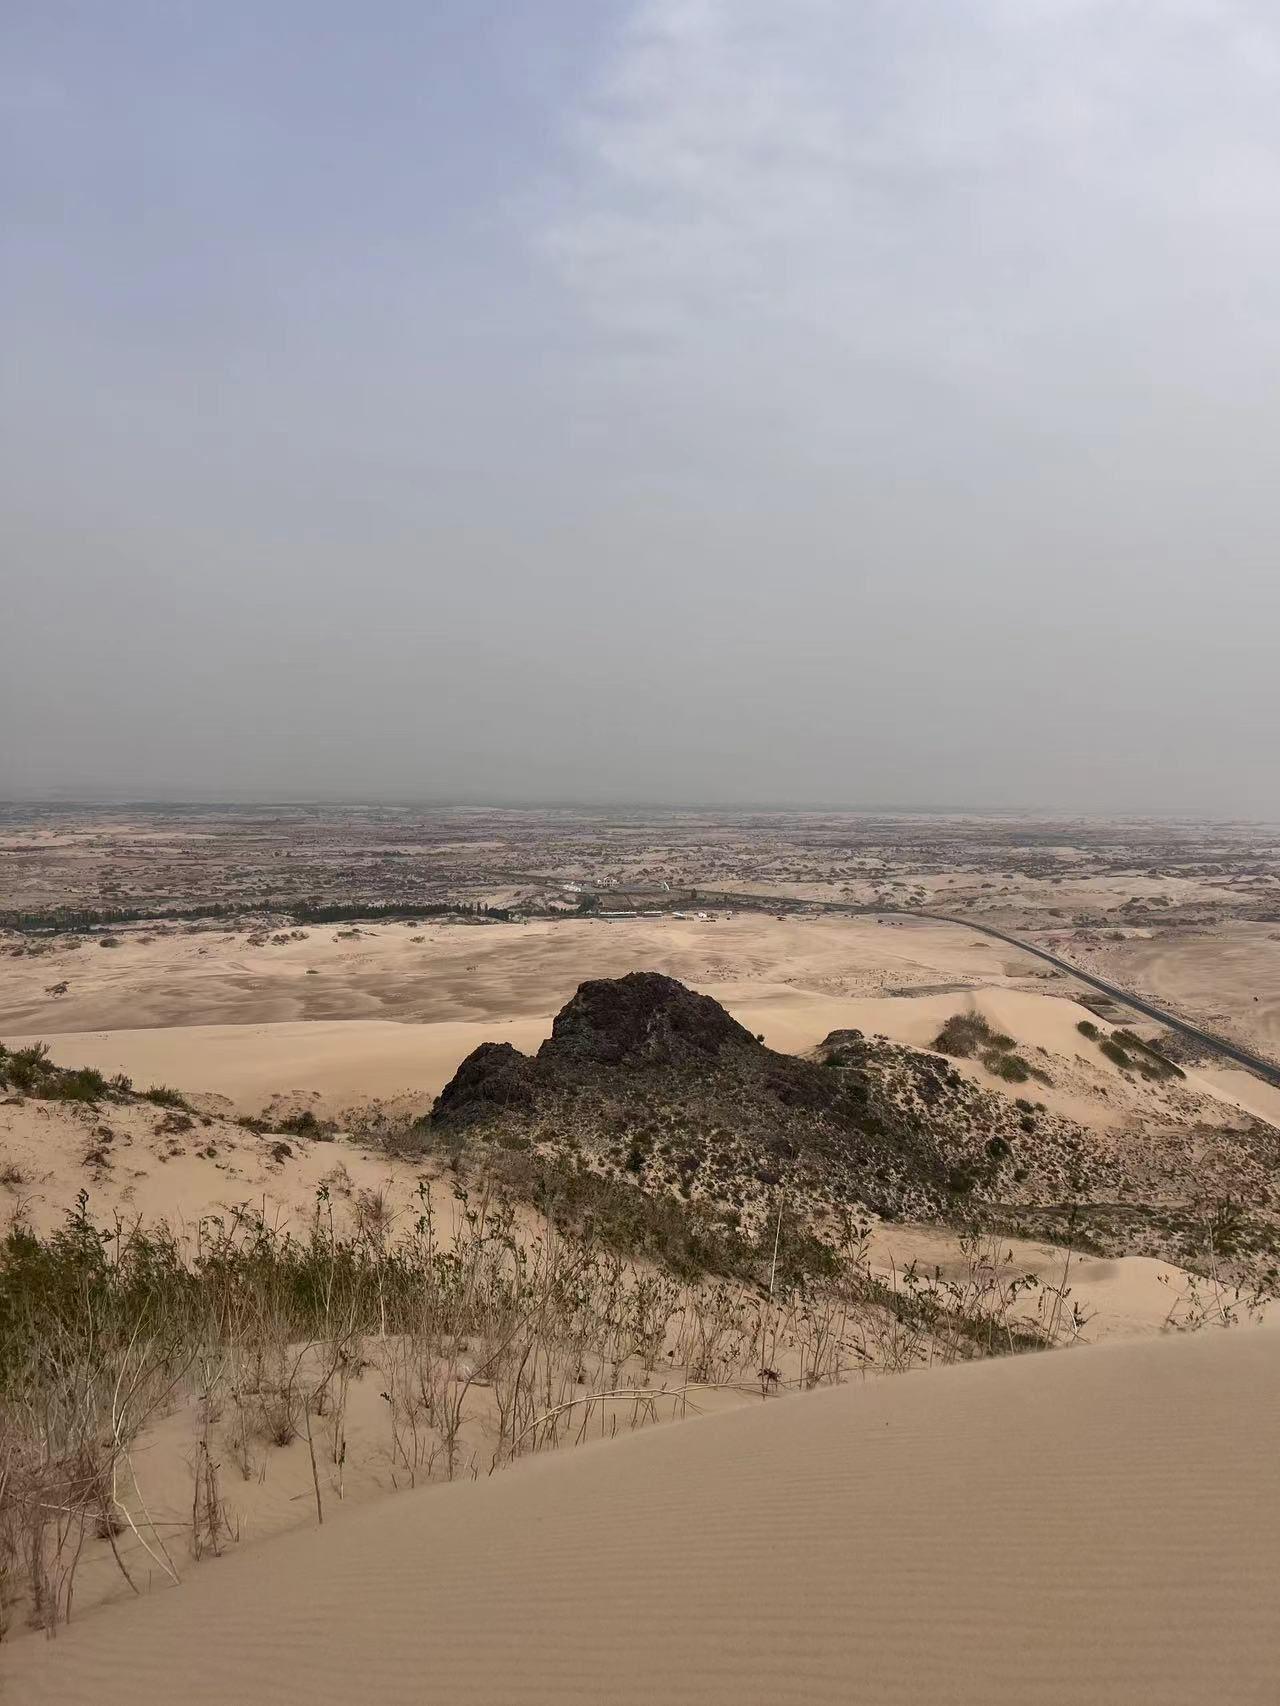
[663,889,1280,1090]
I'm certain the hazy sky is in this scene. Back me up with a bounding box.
[4,1,1278,812]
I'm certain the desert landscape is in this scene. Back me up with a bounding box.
[9,1329,1279,1706]
[9,6,1280,1691]
[1,804,1278,1697]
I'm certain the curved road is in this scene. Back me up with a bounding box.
[662,889,1280,1090]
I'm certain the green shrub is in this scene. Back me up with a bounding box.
[984,1050,1031,1083]
[934,1012,1049,1087]
[1084,1024,1183,1081]
[275,1109,327,1137]
[142,1085,190,1109]
[1112,1030,1184,1080]
[0,1044,110,1103]
[54,1067,109,1103]
[933,1013,998,1058]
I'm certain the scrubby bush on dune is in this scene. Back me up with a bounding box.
[1112,1029,1185,1081]
[1100,1037,1134,1070]
[140,1084,191,1109]
[0,1043,111,1105]
[985,1051,1031,1083]
[932,1014,1050,1088]
[273,1108,335,1139]
[1078,1022,1184,1082]
[933,1013,1011,1058]
[0,1174,1090,1637]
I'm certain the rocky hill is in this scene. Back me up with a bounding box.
[431,976,1063,1224]
[432,972,972,1227]
[429,973,1280,1276]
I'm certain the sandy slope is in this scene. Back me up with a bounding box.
[8,912,1274,1133]
[14,977,1266,1136]
[9,1327,1276,1706]
[2,1078,1241,1347]
[0,915,1011,1035]
[0,1085,457,1236]
[10,1017,554,1114]
[863,1226,1218,1341]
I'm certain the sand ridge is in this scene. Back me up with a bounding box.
[0,913,1024,1037]
[7,914,1272,1138]
[8,1326,1277,1705]
[13,981,1267,1136]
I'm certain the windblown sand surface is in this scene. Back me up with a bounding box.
[10,1327,1277,1706]
[1082,920,1280,1061]
[8,914,1272,1134]
[13,978,1265,1136]
[0,914,1025,1036]
[14,1018,554,1113]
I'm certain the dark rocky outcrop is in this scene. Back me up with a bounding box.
[431,1041,536,1129]
[424,972,1280,1271]
[427,972,1026,1225]
[540,972,756,1069]
[423,973,1280,1277]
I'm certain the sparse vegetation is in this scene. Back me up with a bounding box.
[932,1012,1051,1087]
[0,1043,114,1105]
[1112,1029,1185,1080]
[0,1175,1092,1637]
[1100,1037,1134,1070]
[933,1013,1012,1058]
[1090,1027,1185,1081]
[141,1084,192,1110]
[0,899,501,937]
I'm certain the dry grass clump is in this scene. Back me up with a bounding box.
[139,1085,193,1110]
[0,1177,1102,1640]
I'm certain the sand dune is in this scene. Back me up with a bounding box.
[11,1017,555,1113]
[0,914,1009,1037]
[9,912,1273,1136]
[16,972,1264,1136]
[9,1327,1277,1705]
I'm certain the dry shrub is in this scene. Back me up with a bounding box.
[0,1174,1162,1637]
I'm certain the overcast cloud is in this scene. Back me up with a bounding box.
[3,1,1278,811]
